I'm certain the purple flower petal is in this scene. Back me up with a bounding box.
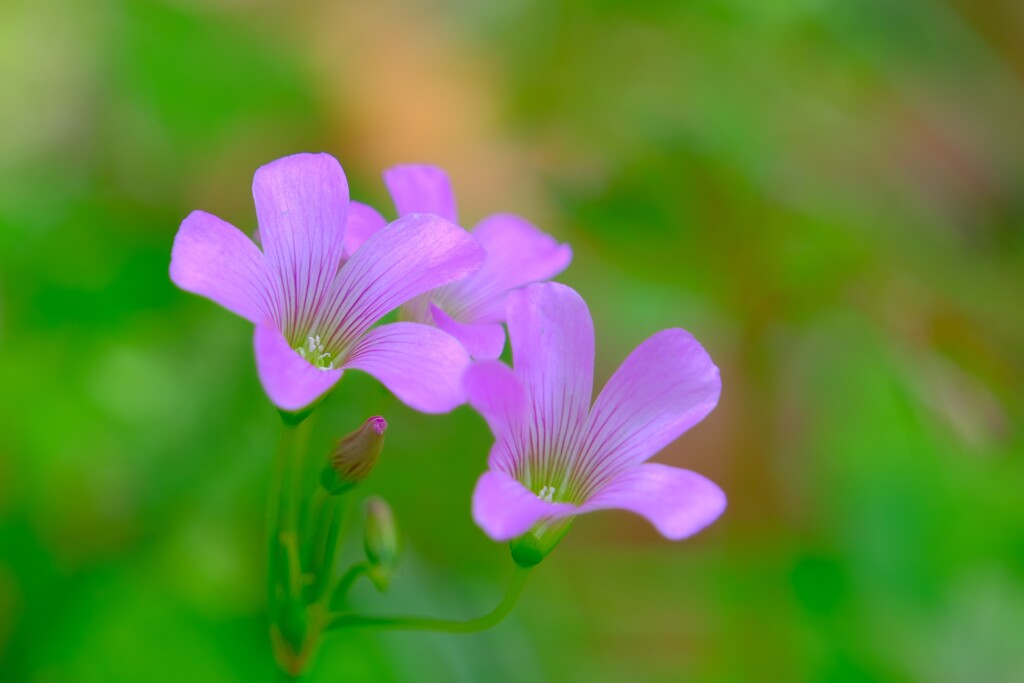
[170,211,277,324]
[430,303,505,359]
[579,464,726,540]
[383,164,458,222]
[254,324,344,412]
[507,283,594,476]
[317,214,485,352]
[341,322,471,413]
[574,329,721,496]
[343,201,387,258]
[472,470,576,541]
[440,214,573,324]
[252,153,349,340]
[463,360,528,472]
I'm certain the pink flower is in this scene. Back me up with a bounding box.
[170,153,486,413]
[465,282,725,562]
[382,165,572,359]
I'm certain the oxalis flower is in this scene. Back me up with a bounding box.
[170,153,486,414]
[464,282,725,565]
[382,165,572,359]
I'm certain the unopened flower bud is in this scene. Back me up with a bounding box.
[320,416,387,495]
[363,496,399,591]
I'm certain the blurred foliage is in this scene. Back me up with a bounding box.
[1,0,1022,681]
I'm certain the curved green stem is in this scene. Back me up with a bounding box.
[326,564,532,634]
[330,562,370,610]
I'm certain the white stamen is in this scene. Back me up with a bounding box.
[538,485,556,503]
[296,333,334,371]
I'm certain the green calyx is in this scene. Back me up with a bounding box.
[279,405,317,426]
[319,468,356,496]
[510,518,573,568]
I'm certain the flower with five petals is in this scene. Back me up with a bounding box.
[170,153,486,414]
[464,282,725,564]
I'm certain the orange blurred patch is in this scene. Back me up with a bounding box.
[305,1,547,223]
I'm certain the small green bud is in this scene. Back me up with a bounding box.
[363,496,399,591]
[320,416,387,495]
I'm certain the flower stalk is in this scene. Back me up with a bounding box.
[268,416,314,676]
[326,564,532,634]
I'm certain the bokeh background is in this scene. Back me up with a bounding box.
[2,0,1023,681]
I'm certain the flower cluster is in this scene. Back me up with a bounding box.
[170,152,724,552]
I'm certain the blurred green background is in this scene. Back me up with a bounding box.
[2,0,1023,681]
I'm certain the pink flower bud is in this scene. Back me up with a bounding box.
[320,416,387,495]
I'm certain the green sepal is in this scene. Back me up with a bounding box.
[319,465,357,496]
[510,519,573,567]
[279,405,316,426]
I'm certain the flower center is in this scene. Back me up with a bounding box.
[296,335,334,370]
[537,485,556,503]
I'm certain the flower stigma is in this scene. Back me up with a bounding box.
[296,335,334,370]
[538,485,556,503]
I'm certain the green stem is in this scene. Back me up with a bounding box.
[302,487,327,573]
[266,424,292,621]
[326,564,532,634]
[330,562,370,610]
[267,415,314,675]
[285,421,312,598]
[311,492,344,601]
